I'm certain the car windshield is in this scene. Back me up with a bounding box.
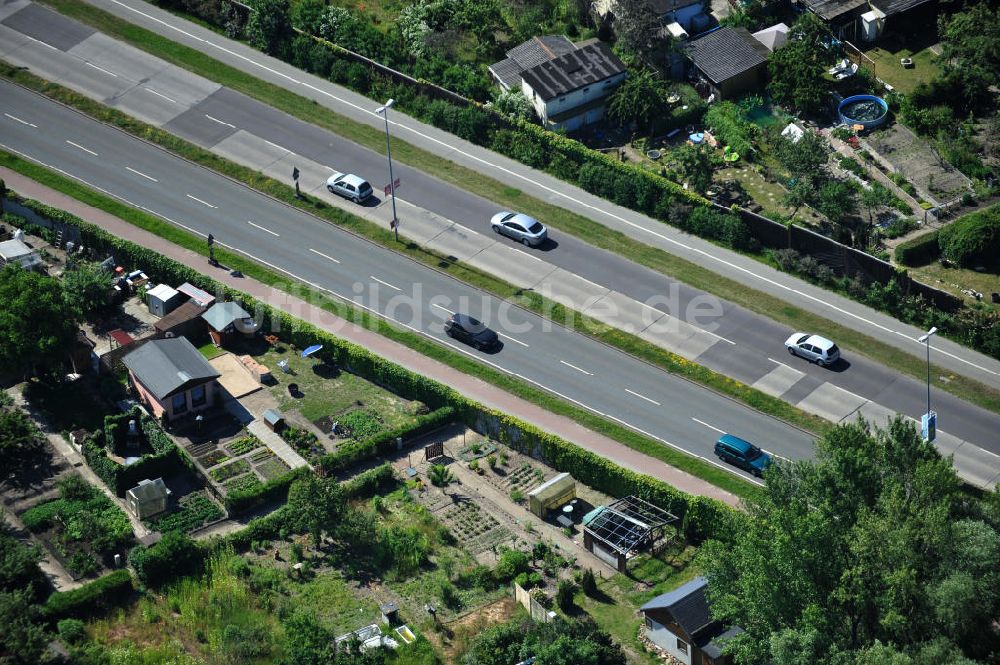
[746,446,762,460]
[796,334,810,344]
[501,213,516,222]
[527,222,544,233]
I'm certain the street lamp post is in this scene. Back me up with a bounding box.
[918,326,937,441]
[376,99,399,241]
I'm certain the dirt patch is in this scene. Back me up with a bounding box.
[425,597,518,661]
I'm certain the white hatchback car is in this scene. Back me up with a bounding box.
[785,332,841,367]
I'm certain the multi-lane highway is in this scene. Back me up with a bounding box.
[0,80,819,481]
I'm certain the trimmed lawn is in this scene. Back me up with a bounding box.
[197,342,225,360]
[257,344,418,427]
[864,46,941,95]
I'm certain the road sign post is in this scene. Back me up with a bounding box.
[292,166,301,198]
[921,411,936,443]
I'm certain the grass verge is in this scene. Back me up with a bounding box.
[29,0,1000,417]
[0,146,761,501]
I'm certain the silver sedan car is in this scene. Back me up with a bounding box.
[785,332,841,367]
[490,211,548,246]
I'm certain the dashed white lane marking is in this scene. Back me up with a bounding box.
[126,166,158,182]
[706,332,736,345]
[143,87,176,103]
[308,248,339,263]
[4,113,36,127]
[85,62,118,77]
[248,220,279,236]
[560,360,593,376]
[66,140,97,156]
[369,275,400,291]
[692,417,726,434]
[24,35,57,50]
[185,193,217,208]
[432,303,454,314]
[497,332,529,348]
[625,388,660,406]
[204,114,236,129]
[263,139,286,151]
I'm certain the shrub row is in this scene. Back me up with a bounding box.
[224,465,311,514]
[7,195,737,544]
[343,463,398,498]
[938,203,1000,269]
[894,230,941,267]
[83,409,187,496]
[316,406,455,474]
[43,569,134,621]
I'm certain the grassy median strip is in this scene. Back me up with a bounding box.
[33,0,1000,416]
[1,148,763,501]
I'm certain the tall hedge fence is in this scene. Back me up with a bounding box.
[83,408,187,496]
[894,230,941,267]
[43,569,134,621]
[7,196,737,543]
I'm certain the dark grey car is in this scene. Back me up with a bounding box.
[444,313,501,351]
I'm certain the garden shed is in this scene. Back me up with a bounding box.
[146,283,185,317]
[527,472,576,518]
[684,27,770,100]
[582,495,677,572]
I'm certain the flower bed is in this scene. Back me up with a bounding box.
[224,474,264,495]
[198,450,229,468]
[227,435,262,456]
[255,457,291,482]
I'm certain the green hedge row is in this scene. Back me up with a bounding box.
[316,406,455,474]
[224,465,311,514]
[43,569,134,621]
[7,195,737,543]
[83,409,187,496]
[938,203,1000,269]
[894,230,940,266]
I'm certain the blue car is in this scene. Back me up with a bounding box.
[714,434,772,477]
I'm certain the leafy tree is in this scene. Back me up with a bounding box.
[609,0,671,65]
[556,578,576,611]
[290,0,326,34]
[0,265,79,377]
[491,89,535,121]
[0,523,46,601]
[286,476,345,547]
[246,0,294,57]
[0,590,48,665]
[814,180,858,228]
[703,416,1000,664]
[0,409,46,490]
[766,14,832,116]
[860,182,893,228]
[61,261,113,315]
[673,144,715,193]
[607,67,668,134]
[772,130,830,187]
[938,4,1000,113]
[704,101,757,158]
[464,616,625,665]
[129,530,203,587]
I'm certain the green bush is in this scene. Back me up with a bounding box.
[56,618,87,644]
[343,463,397,498]
[224,466,310,514]
[44,569,133,620]
[495,548,530,582]
[938,204,1000,268]
[128,531,204,588]
[894,231,941,266]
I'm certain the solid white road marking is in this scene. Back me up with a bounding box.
[204,114,236,129]
[560,360,593,376]
[126,166,158,182]
[692,417,726,435]
[263,139,286,151]
[308,248,340,263]
[625,388,660,406]
[369,275,401,291]
[432,303,454,314]
[4,113,36,127]
[143,87,176,103]
[185,193,217,208]
[65,140,97,156]
[497,332,529,348]
[248,220,279,237]
[85,62,118,77]
[24,35,57,50]
[707,332,736,345]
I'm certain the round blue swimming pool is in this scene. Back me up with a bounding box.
[838,95,888,130]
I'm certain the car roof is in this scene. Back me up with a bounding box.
[718,434,755,452]
[806,334,835,350]
[452,313,482,327]
[510,213,540,227]
[331,173,369,188]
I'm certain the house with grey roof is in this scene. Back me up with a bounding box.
[489,36,626,132]
[126,477,171,520]
[201,301,259,347]
[121,337,221,422]
[799,0,932,42]
[639,576,741,665]
[684,27,770,101]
